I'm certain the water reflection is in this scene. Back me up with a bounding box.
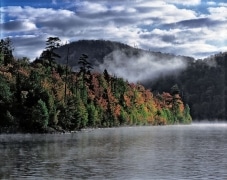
[0,125,227,179]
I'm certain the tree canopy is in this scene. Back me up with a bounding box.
[0,37,192,133]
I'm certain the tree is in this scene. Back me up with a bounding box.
[103,69,110,84]
[0,75,14,127]
[0,75,12,103]
[87,102,98,127]
[28,70,41,89]
[170,84,180,95]
[170,84,181,123]
[74,96,88,129]
[31,99,49,131]
[41,37,61,67]
[183,104,192,123]
[77,54,93,103]
[0,37,14,66]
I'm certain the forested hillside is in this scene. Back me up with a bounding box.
[148,52,227,120]
[0,38,191,133]
[55,40,227,121]
[55,39,194,72]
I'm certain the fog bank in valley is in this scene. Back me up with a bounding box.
[98,50,188,83]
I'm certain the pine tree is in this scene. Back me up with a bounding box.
[0,38,14,66]
[31,99,49,131]
[41,37,61,68]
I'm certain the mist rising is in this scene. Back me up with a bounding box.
[98,50,187,83]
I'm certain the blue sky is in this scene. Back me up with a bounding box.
[0,0,227,60]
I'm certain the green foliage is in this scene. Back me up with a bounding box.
[31,99,49,131]
[119,109,127,125]
[0,76,12,103]
[0,38,14,66]
[40,37,61,68]
[0,38,192,133]
[74,96,88,129]
[87,102,99,127]
[29,70,41,89]
[150,52,227,120]
[183,104,192,124]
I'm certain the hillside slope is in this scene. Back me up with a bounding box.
[0,43,191,132]
[147,52,227,120]
[55,40,194,73]
[54,40,226,121]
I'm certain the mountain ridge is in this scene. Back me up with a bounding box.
[55,39,194,69]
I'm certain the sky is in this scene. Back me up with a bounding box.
[0,0,227,60]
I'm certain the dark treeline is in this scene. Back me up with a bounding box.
[147,52,227,121]
[0,37,191,133]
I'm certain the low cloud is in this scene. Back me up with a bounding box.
[98,50,187,83]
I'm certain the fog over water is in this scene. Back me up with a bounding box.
[1,124,227,179]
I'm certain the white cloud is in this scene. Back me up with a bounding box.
[166,0,201,6]
[208,7,227,20]
[207,1,216,6]
[77,1,108,14]
[1,0,227,60]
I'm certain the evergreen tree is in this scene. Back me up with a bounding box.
[0,75,14,126]
[31,99,49,131]
[0,38,14,66]
[87,102,99,127]
[77,54,93,103]
[41,37,61,67]
[74,96,88,129]
[170,84,181,123]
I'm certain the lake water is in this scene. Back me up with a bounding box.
[0,124,227,180]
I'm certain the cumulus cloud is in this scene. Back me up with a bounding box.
[1,0,227,60]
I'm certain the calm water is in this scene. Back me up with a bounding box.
[0,124,227,180]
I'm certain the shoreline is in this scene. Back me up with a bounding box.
[0,123,194,135]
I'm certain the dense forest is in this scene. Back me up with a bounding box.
[54,40,227,121]
[0,37,191,133]
[148,52,227,120]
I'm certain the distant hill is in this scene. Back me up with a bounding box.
[54,40,195,84]
[57,40,193,66]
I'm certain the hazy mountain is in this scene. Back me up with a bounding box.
[55,40,194,82]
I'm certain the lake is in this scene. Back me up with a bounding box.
[0,123,227,179]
